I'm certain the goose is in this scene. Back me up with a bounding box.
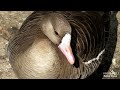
[7,11,110,79]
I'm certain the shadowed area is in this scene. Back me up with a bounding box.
[86,11,118,79]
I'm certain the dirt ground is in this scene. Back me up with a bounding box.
[0,11,120,79]
[0,11,33,79]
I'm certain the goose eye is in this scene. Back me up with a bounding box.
[55,31,59,35]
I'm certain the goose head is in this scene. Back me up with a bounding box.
[41,13,75,65]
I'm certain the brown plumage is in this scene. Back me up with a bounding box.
[7,11,109,79]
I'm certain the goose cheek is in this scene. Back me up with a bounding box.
[58,44,75,65]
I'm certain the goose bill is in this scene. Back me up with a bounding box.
[58,33,75,65]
